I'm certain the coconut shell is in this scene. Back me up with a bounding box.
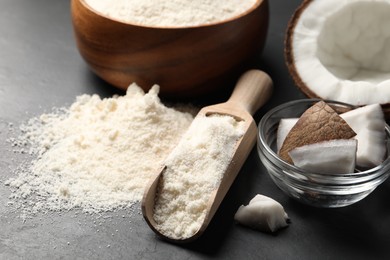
[279,101,356,164]
[284,0,316,100]
[284,0,390,118]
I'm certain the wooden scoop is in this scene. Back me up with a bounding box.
[141,70,273,243]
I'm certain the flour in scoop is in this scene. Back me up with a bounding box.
[153,114,245,240]
[5,84,194,216]
[84,0,257,27]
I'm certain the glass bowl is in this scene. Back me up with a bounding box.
[257,99,390,208]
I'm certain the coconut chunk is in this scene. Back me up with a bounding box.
[279,101,356,163]
[276,118,298,152]
[276,104,387,169]
[340,104,386,168]
[289,139,357,174]
[234,194,289,233]
[285,0,390,113]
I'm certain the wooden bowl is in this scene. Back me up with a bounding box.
[71,0,269,98]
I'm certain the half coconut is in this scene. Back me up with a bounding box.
[285,0,390,116]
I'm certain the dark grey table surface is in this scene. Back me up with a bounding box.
[1,0,389,259]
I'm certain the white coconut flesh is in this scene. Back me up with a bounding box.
[277,104,387,169]
[289,0,390,106]
[340,104,387,168]
[234,194,289,233]
[289,139,357,174]
[276,118,298,152]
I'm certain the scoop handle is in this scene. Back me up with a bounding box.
[227,70,273,115]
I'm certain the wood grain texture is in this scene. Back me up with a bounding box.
[71,0,269,98]
[142,70,273,243]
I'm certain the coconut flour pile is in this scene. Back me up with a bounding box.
[153,114,245,239]
[5,84,194,215]
[84,0,257,27]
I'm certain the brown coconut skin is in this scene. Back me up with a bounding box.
[284,0,390,118]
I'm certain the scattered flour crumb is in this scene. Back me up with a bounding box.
[5,84,195,217]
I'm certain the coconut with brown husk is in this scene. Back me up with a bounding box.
[285,0,390,117]
[276,101,386,173]
[277,103,387,170]
[279,101,356,166]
